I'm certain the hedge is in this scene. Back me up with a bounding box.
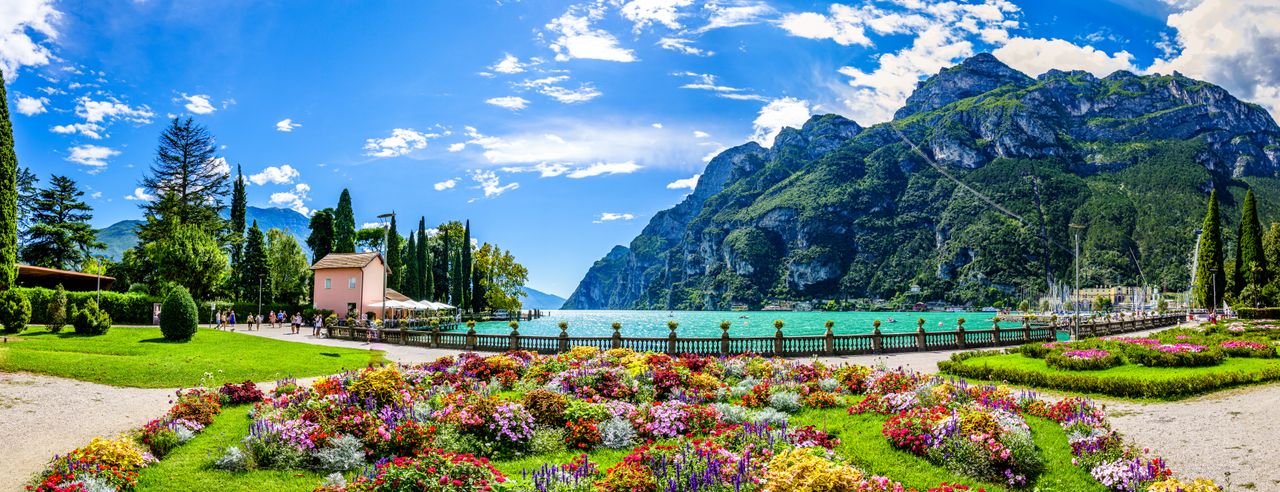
[1236,307,1280,319]
[938,350,1280,399]
[16,287,155,325]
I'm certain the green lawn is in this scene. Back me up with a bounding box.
[0,327,385,388]
[133,400,1105,491]
[941,353,1280,399]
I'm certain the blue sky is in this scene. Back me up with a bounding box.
[3,0,1278,297]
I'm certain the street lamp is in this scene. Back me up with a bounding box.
[257,274,263,320]
[95,255,104,304]
[377,212,396,325]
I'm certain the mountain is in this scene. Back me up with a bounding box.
[93,206,312,261]
[564,53,1280,310]
[519,287,567,310]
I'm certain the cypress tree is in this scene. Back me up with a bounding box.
[240,221,269,303]
[386,214,402,291]
[0,70,19,289]
[1194,190,1226,309]
[441,226,452,304]
[1233,188,1267,293]
[417,218,430,301]
[403,233,418,299]
[333,189,356,253]
[462,220,472,310]
[229,166,247,258]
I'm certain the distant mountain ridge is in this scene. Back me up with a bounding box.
[564,53,1280,310]
[519,287,567,310]
[93,206,312,261]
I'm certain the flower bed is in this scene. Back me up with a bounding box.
[1046,349,1124,371]
[1124,344,1223,368]
[36,348,1221,491]
[1219,340,1276,358]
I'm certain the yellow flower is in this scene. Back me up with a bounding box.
[765,448,864,491]
[78,436,151,470]
[1147,478,1222,492]
[569,346,599,360]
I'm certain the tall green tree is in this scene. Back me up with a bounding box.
[145,223,228,301]
[333,189,356,253]
[306,208,335,264]
[0,70,19,289]
[22,175,103,270]
[440,225,452,304]
[403,233,418,298]
[418,218,431,301]
[229,166,247,253]
[1194,189,1226,309]
[355,227,385,251]
[1263,222,1280,279]
[1233,188,1267,295]
[239,221,269,303]
[474,243,528,312]
[386,214,402,291]
[461,220,472,310]
[16,167,36,246]
[137,118,229,243]
[265,228,311,305]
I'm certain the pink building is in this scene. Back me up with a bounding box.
[310,252,386,318]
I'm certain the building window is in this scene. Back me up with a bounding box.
[349,277,357,289]
[324,278,332,289]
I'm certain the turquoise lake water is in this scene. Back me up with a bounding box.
[472,310,1032,338]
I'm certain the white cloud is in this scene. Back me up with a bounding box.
[0,0,61,79]
[363,128,432,157]
[567,161,642,178]
[359,222,385,230]
[750,97,813,147]
[180,93,216,114]
[486,96,530,110]
[463,124,703,170]
[501,162,572,177]
[540,84,602,104]
[666,173,701,190]
[1147,0,1280,118]
[514,75,571,89]
[275,118,301,132]
[593,212,636,223]
[779,6,872,46]
[124,187,155,201]
[621,0,694,31]
[546,5,638,62]
[51,122,103,139]
[269,183,311,215]
[471,169,519,197]
[676,72,768,101]
[698,1,774,32]
[693,130,710,138]
[993,37,1136,77]
[490,53,528,74]
[249,164,300,185]
[447,142,466,152]
[658,37,712,56]
[15,95,46,115]
[75,96,154,124]
[208,156,231,176]
[651,123,663,128]
[701,145,727,162]
[433,179,458,191]
[66,144,119,172]
[89,191,101,199]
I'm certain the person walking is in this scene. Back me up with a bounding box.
[228,310,237,331]
[312,314,323,337]
[216,310,225,330]
[267,310,276,329]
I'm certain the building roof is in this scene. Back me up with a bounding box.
[384,288,410,301]
[16,264,115,291]
[310,252,382,270]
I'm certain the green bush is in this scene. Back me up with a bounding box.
[1123,345,1224,368]
[46,284,68,333]
[160,286,199,342]
[15,287,154,325]
[1237,307,1280,319]
[1044,349,1124,371]
[71,298,112,335]
[0,289,32,333]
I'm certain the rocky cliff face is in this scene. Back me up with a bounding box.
[563,54,1280,310]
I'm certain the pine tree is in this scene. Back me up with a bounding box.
[417,218,430,301]
[403,233,418,298]
[386,214,402,291]
[1194,189,1226,309]
[306,208,335,264]
[137,118,229,243]
[462,220,472,310]
[0,70,19,289]
[333,189,356,253]
[16,167,36,246]
[22,175,103,270]
[240,221,269,303]
[1233,188,1267,293]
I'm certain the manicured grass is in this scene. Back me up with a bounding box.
[136,405,329,492]
[941,352,1280,399]
[0,327,385,388]
[136,400,1107,491]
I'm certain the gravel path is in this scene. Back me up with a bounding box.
[0,372,174,491]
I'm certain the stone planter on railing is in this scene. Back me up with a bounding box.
[509,321,520,351]
[871,320,882,353]
[956,317,966,349]
[466,320,477,350]
[558,321,570,353]
[773,320,784,356]
[824,320,835,355]
[721,321,732,355]
[667,320,678,354]
[612,322,623,350]
[916,318,926,350]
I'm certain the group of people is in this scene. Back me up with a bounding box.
[214,310,325,336]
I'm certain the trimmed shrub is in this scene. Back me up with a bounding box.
[16,287,154,325]
[72,298,112,335]
[1045,349,1124,371]
[1124,345,1224,368]
[0,288,32,333]
[46,284,68,333]
[1237,307,1280,319]
[160,286,198,341]
[1220,340,1277,358]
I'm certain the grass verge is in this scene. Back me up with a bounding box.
[0,327,385,388]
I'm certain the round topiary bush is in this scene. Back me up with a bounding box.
[72,298,112,335]
[160,286,198,341]
[0,289,32,334]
